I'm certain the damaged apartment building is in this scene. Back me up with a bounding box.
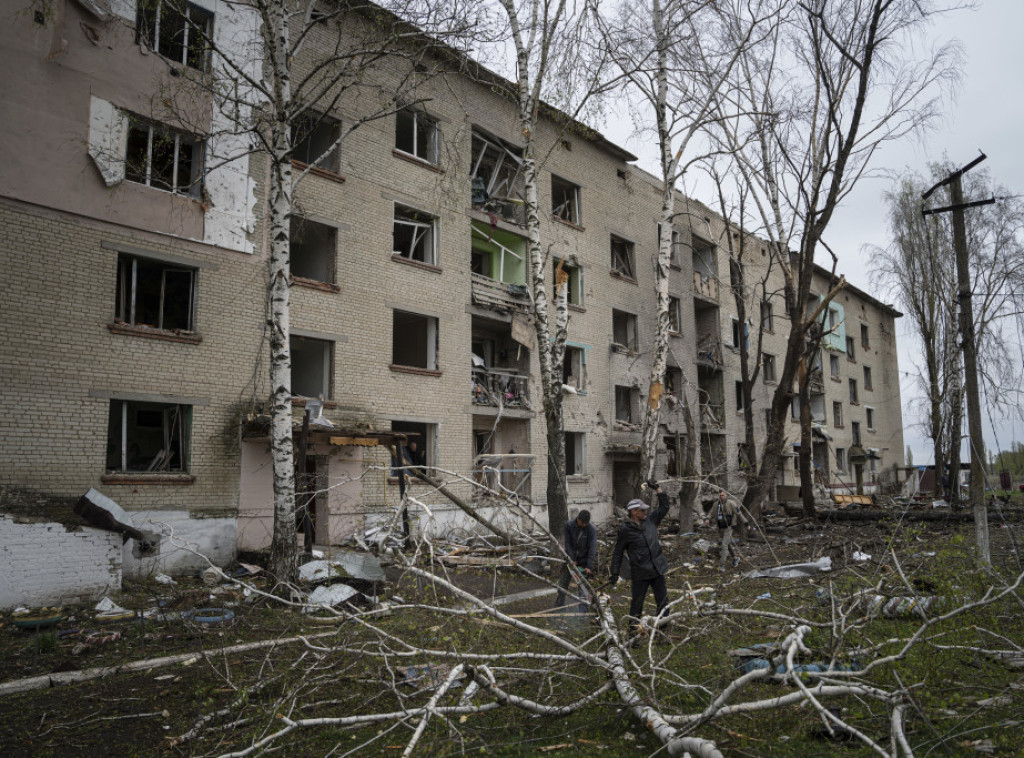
[0,0,905,580]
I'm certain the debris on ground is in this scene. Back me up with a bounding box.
[304,583,361,612]
[744,556,832,578]
[396,663,466,690]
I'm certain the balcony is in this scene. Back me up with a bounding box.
[696,334,723,368]
[700,402,725,432]
[470,272,531,313]
[472,453,533,500]
[472,367,531,409]
[694,271,720,300]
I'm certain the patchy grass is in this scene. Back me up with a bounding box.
[1,519,1022,756]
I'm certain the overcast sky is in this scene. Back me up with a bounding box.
[606,0,1024,466]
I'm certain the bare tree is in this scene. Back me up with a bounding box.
[710,0,960,518]
[490,0,613,537]
[871,165,1024,502]
[599,0,770,503]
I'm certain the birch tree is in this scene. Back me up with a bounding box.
[600,0,771,497]
[492,0,610,536]
[143,0,478,582]
[711,0,960,517]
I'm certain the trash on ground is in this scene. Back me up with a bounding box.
[744,556,832,578]
[299,551,385,583]
[756,592,772,600]
[304,583,361,612]
[12,607,63,630]
[852,551,871,561]
[692,538,714,554]
[154,573,176,585]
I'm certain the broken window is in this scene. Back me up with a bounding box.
[565,432,585,475]
[551,175,581,225]
[395,108,438,163]
[668,296,681,333]
[610,234,635,279]
[866,406,875,430]
[472,222,525,284]
[763,353,776,383]
[290,216,337,284]
[392,420,435,469]
[734,380,745,412]
[106,400,189,472]
[761,301,774,332]
[833,401,843,427]
[835,447,846,472]
[291,335,333,398]
[292,112,340,172]
[861,323,870,348]
[392,310,438,370]
[849,378,859,404]
[470,129,524,222]
[852,420,861,446]
[791,395,801,420]
[562,345,586,391]
[393,205,437,265]
[830,354,841,380]
[863,365,873,391]
[115,254,195,331]
[731,318,742,348]
[691,235,716,278]
[846,335,856,360]
[125,117,204,197]
[612,309,638,351]
[614,385,638,424]
[552,257,583,306]
[136,0,212,70]
[828,307,840,333]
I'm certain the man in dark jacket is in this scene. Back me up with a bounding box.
[610,483,671,631]
[555,510,597,608]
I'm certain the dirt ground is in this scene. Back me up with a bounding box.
[1,511,1021,757]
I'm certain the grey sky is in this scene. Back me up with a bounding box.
[604,0,1024,465]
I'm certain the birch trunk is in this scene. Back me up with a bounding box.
[265,1,298,584]
[500,0,571,537]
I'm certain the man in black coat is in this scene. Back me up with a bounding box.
[610,483,671,631]
[554,510,597,609]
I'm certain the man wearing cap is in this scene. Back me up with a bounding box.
[555,510,597,609]
[609,483,671,632]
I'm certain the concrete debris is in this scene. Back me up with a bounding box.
[305,583,361,612]
[744,556,832,578]
[299,551,386,584]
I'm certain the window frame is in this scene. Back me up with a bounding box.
[614,385,638,424]
[125,116,205,198]
[846,335,856,361]
[863,365,873,391]
[391,309,440,372]
[849,378,859,404]
[136,0,213,71]
[106,399,190,473]
[393,204,438,265]
[609,234,636,280]
[291,111,341,173]
[562,345,587,392]
[835,447,846,473]
[866,406,875,431]
[833,400,843,428]
[761,301,774,332]
[611,309,639,351]
[668,296,682,333]
[394,107,439,164]
[115,253,196,333]
[290,334,335,400]
[565,431,586,476]
[552,257,583,306]
[734,379,745,412]
[551,174,582,225]
[290,216,338,286]
[763,353,776,383]
[851,420,862,446]
[861,323,870,349]
[830,353,841,381]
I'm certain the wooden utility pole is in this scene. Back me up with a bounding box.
[922,153,996,563]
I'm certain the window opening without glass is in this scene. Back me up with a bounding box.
[393,205,437,265]
[125,117,204,197]
[395,108,438,163]
[115,254,195,331]
[106,400,188,472]
[136,0,212,70]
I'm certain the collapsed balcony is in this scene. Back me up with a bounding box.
[472,367,530,409]
[470,129,526,226]
[693,270,720,300]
